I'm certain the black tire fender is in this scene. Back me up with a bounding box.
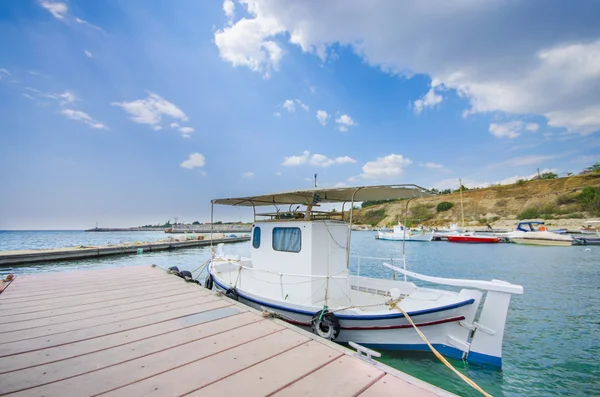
[311,311,341,341]
[205,274,214,290]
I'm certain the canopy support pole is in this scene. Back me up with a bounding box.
[346,188,361,269]
[210,200,214,259]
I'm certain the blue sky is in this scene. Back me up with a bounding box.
[1,0,600,229]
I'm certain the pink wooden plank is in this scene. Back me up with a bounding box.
[0,311,259,394]
[0,279,203,313]
[0,274,174,299]
[0,299,233,357]
[99,328,309,397]
[359,374,441,397]
[187,341,342,397]
[0,290,208,333]
[0,288,204,325]
[0,309,252,374]
[10,320,289,397]
[0,277,185,303]
[0,295,222,344]
[272,355,384,397]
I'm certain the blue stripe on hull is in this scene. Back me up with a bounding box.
[212,278,474,320]
[357,343,502,367]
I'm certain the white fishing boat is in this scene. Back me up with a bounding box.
[580,220,600,235]
[377,223,433,242]
[503,221,566,239]
[205,185,524,367]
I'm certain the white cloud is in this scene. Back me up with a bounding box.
[282,99,295,112]
[419,162,443,169]
[489,121,522,139]
[214,5,284,77]
[316,110,329,126]
[178,126,194,138]
[214,2,600,135]
[60,109,108,129]
[39,1,67,20]
[0,68,10,77]
[296,99,309,111]
[74,18,107,35]
[153,126,163,131]
[180,153,206,169]
[83,50,93,58]
[361,154,412,179]
[275,172,282,176]
[486,154,561,170]
[112,93,188,128]
[489,121,540,139]
[413,86,443,115]
[170,122,180,128]
[273,112,281,117]
[223,0,235,19]
[242,172,254,178]
[310,86,316,94]
[282,150,356,167]
[525,123,539,132]
[335,114,355,132]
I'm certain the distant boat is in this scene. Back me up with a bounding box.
[580,220,600,235]
[377,223,433,242]
[447,234,501,243]
[510,231,574,246]
[501,221,567,239]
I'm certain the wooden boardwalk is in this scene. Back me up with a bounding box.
[0,266,454,397]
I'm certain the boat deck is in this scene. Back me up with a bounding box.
[0,266,454,397]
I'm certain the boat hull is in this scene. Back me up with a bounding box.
[377,232,433,242]
[511,238,573,246]
[209,273,503,366]
[447,235,501,243]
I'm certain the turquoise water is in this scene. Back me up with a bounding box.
[1,230,599,396]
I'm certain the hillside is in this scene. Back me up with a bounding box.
[353,174,600,229]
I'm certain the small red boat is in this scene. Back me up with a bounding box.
[447,235,501,243]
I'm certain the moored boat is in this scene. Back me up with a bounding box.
[510,231,574,246]
[377,223,433,241]
[447,234,501,243]
[206,184,523,367]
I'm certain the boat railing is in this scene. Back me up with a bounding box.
[350,255,404,277]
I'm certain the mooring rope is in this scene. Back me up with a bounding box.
[387,299,493,397]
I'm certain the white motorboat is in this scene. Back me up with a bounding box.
[206,185,523,367]
[510,231,574,246]
[377,223,433,241]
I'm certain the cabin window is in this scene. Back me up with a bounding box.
[272,227,301,253]
[252,227,261,249]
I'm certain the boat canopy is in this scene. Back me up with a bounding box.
[212,184,430,207]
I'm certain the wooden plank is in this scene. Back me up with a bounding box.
[0,299,233,357]
[0,288,205,325]
[359,374,440,397]
[0,272,175,299]
[271,355,385,397]
[0,308,251,374]
[187,341,342,397]
[0,280,206,317]
[0,279,200,313]
[99,328,309,397]
[0,309,257,394]
[0,290,209,333]
[0,295,223,344]
[11,266,158,284]
[9,319,289,396]
[0,277,185,303]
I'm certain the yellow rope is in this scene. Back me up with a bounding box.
[388,300,493,397]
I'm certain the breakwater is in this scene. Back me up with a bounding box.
[0,236,249,266]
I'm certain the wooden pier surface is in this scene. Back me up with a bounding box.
[0,266,454,397]
[0,236,249,266]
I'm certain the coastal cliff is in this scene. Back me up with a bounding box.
[352,174,600,229]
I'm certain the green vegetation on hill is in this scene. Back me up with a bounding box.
[351,173,600,227]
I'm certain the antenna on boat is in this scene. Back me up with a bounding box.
[459,178,465,228]
[314,173,318,188]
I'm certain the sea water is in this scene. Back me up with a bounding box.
[1,230,598,396]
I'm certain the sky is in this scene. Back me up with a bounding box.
[1,0,600,229]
